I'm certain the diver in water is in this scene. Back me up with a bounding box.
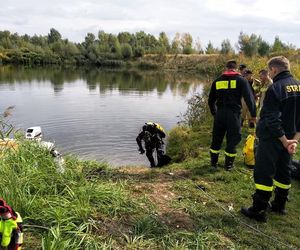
[136,122,171,168]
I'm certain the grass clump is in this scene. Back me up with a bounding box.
[0,138,136,249]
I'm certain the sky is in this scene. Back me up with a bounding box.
[1,0,300,48]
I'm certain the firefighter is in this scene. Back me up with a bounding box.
[0,199,23,250]
[208,60,256,170]
[241,69,258,128]
[257,69,273,113]
[239,64,247,77]
[241,56,300,222]
[136,122,167,168]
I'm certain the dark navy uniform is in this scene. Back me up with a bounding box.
[254,71,300,206]
[136,122,166,168]
[241,70,300,222]
[208,70,256,169]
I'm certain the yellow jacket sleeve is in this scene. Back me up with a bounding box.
[0,218,18,247]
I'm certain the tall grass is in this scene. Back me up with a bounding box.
[0,136,136,249]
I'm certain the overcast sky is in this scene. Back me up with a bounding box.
[1,0,300,48]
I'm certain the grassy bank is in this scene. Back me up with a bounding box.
[1,125,300,249]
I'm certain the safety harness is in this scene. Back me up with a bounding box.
[0,199,23,250]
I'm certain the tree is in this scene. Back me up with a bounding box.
[135,31,146,48]
[30,35,47,47]
[98,31,109,45]
[111,39,121,57]
[48,28,62,44]
[83,33,95,48]
[144,33,159,52]
[158,32,170,53]
[206,41,219,54]
[171,32,181,53]
[220,39,234,55]
[258,40,270,56]
[134,46,144,58]
[0,30,12,49]
[272,36,286,52]
[180,33,193,51]
[22,34,30,42]
[121,43,133,59]
[194,37,204,54]
[117,32,133,44]
[62,42,80,59]
[238,32,261,57]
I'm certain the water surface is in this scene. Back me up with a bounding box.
[0,66,204,166]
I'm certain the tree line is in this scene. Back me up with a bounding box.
[0,28,298,66]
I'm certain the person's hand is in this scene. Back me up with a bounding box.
[282,140,298,154]
[139,149,145,154]
[287,142,298,154]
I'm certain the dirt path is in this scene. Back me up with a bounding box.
[117,167,195,230]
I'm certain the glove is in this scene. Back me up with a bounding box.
[139,148,145,154]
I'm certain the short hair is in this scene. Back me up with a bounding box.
[267,56,290,71]
[259,69,268,75]
[244,69,253,75]
[226,60,237,69]
[239,64,247,70]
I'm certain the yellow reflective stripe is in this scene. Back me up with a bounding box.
[230,80,236,89]
[216,81,228,90]
[210,149,220,154]
[274,180,291,189]
[225,151,237,157]
[255,183,273,192]
[16,212,23,223]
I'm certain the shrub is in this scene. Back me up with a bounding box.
[183,88,212,128]
[121,43,133,59]
[134,46,144,58]
[182,46,193,55]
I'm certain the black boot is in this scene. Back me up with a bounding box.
[271,188,289,215]
[210,152,219,169]
[146,150,156,168]
[225,155,235,171]
[156,149,164,167]
[241,190,271,222]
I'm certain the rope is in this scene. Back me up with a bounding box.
[163,172,297,250]
[22,224,50,231]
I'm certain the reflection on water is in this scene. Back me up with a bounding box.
[0,66,205,166]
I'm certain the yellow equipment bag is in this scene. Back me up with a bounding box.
[243,134,257,168]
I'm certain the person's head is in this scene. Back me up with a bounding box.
[244,69,253,81]
[226,60,237,70]
[142,125,147,132]
[267,56,290,79]
[259,69,270,82]
[239,64,247,75]
[143,122,155,133]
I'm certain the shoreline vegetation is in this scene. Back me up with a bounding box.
[0,28,300,76]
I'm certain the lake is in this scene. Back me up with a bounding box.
[0,66,204,166]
